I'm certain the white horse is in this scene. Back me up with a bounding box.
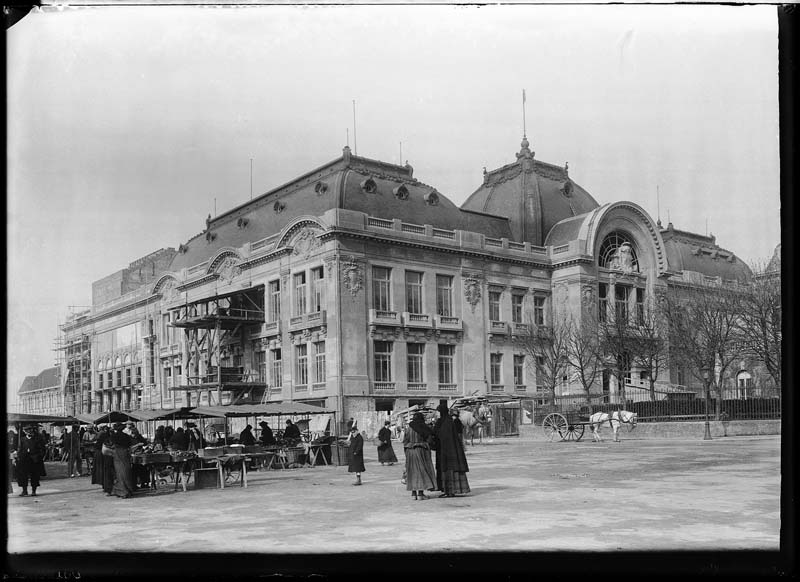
[458,404,492,446]
[588,410,638,442]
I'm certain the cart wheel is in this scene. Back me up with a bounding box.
[561,423,585,442]
[543,413,568,442]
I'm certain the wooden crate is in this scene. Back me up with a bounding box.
[194,468,220,489]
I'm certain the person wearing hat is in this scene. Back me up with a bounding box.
[434,402,470,498]
[184,422,204,452]
[282,419,301,444]
[66,422,83,478]
[15,424,47,497]
[377,420,398,466]
[92,424,115,496]
[238,424,256,447]
[346,424,365,486]
[258,421,275,446]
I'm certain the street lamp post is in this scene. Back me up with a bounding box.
[702,366,712,440]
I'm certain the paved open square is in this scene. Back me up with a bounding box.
[7,434,782,571]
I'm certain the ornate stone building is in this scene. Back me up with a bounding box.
[53,137,753,420]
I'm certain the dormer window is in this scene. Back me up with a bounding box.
[424,190,439,206]
[393,185,409,201]
[361,178,378,194]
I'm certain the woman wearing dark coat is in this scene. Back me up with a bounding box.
[258,421,275,446]
[434,403,470,497]
[377,421,397,465]
[346,425,365,485]
[109,423,135,499]
[169,427,189,451]
[92,425,115,495]
[238,425,256,446]
[403,412,437,500]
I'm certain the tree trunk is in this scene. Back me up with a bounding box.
[649,377,656,402]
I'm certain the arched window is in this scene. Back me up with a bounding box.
[106,358,113,370]
[599,231,639,273]
[97,360,104,371]
[123,354,131,366]
[115,356,122,368]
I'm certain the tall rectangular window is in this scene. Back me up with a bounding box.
[533,296,546,326]
[162,313,171,344]
[98,373,104,390]
[311,267,325,312]
[438,344,454,385]
[615,284,630,323]
[514,355,525,387]
[436,275,453,316]
[125,368,132,386]
[268,280,281,322]
[107,372,113,389]
[174,364,182,386]
[405,271,423,313]
[489,291,501,321]
[407,343,425,384]
[293,272,307,316]
[295,344,308,387]
[511,294,524,324]
[635,287,645,324]
[271,349,282,388]
[372,267,391,311]
[374,341,393,382]
[116,370,122,387]
[314,341,326,384]
[255,350,267,383]
[598,283,608,323]
[490,353,503,386]
[135,366,142,384]
[163,367,172,390]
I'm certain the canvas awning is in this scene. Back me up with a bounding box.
[7,412,79,426]
[189,402,332,418]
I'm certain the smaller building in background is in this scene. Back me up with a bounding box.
[18,366,63,415]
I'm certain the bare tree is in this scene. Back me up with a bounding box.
[629,296,669,401]
[596,299,640,406]
[515,315,571,405]
[661,282,743,418]
[564,315,604,401]
[737,260,781,389]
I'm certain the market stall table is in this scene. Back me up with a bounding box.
[131,453,198,492]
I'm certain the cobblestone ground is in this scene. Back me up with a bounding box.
[6,435,783,574]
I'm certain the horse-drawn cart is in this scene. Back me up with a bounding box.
[542,408,592,442]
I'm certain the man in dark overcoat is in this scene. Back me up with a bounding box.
[346,425,365,486]
[66,422,83,477]
[15,424,47,496]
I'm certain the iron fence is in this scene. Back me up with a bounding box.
[534,388,781,424]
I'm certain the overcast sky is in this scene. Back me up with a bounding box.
[6,4,780,408]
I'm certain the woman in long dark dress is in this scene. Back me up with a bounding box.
[347,425,365,485]
[434,403,470,497]
[92,425,115,495]
[109,423,135,499]
[377,421,397,465]
[403,413,436,500]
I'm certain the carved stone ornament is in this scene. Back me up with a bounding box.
[161,279,179,301]
[217,257,241,285]
[580,285,595,307]
[291,228,322,259]
[463,273,483,312]
[342,256,363,296]
[274,200,285,214]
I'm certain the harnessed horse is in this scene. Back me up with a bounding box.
[588,410,638,442]
[457,404,492,445]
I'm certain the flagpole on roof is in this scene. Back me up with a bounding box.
[522,89,527,138]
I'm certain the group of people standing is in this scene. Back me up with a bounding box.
[343,402,471,500]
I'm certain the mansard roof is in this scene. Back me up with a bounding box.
[18,366,60,394]
[168,147,511,272]
[461,137,599,246]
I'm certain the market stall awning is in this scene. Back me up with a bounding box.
[7,412,79,425]
[189,402,332,418]
[74,411,139,425]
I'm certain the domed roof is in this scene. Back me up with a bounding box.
[660,224,752,283]
[461,138,600,246]
[168,147,512,272]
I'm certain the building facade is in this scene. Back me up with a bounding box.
[18,366,62,415]
[49,137,755,420]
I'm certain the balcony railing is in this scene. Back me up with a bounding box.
[407,383,427,391]
[403,312,432,328]
[374,382,396,392]
[490,385,505,393]
[368,309,401,326]
[511,322,530,336]
[294,384,308,392]
[288,310,326,332]
[514,385,528,393]
[489,321,509,334]
[312,382,326,391]
[434,315,462,331]
[438,384,458,392]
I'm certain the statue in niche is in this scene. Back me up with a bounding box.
[609,242,636,274]
[161,279,178,301]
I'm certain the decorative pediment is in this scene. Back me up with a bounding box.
[152,275,180,300]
